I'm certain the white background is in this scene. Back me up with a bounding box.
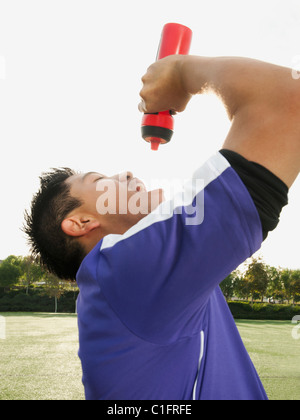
[0,0,299,269]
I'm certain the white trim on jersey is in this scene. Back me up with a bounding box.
[193,330,205,400]
[100,152,230,252]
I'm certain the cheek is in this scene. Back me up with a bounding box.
[95,180,119,214]
[95,182,165,216]
[115,183,130,213]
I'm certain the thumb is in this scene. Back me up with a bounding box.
[138,99,147,113]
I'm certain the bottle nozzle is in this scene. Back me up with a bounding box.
[150,139,161,151]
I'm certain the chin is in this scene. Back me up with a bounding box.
[149,188,165,211]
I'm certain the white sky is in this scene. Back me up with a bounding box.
[0,0,299,269]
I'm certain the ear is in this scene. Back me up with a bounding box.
[61,216,101,238]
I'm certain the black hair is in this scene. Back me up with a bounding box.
[23,168,85,280]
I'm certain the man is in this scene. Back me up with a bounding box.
[24,55,299,400]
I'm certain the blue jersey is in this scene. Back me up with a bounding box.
[76,152,268,400]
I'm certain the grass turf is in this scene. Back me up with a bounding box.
[0,312,84,400]
[0,313,299,400]
[236,320,300,400]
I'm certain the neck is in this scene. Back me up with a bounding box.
[78,216,145,256]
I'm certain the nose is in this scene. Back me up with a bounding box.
[114,171,134,182]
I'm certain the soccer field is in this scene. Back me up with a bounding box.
[0,313,299,400]
[236,320,300,401]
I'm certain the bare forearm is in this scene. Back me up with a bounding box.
[181,56,298,119]
[139,55,300,187]
[181,56,300,187]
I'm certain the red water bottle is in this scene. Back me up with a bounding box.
[141,23,193,151]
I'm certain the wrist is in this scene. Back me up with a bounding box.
[180,55,213,96]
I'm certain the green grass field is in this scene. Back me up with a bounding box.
[236,320,300,400]
[0,313,84,400]
[0,313,299,400]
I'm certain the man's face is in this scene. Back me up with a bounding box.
[66,170,165,234]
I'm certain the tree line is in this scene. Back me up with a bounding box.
[220,257,300,305]
[0,255,77,312]
[0,254,299,306]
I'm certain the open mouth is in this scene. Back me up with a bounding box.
[128,178,147,193]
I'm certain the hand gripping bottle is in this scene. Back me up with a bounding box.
[141,23,193,151]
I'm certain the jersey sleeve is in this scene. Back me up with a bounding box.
[97,152,263,344]
[219,149,289,240]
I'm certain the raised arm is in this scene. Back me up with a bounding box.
[139,55,300,188]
